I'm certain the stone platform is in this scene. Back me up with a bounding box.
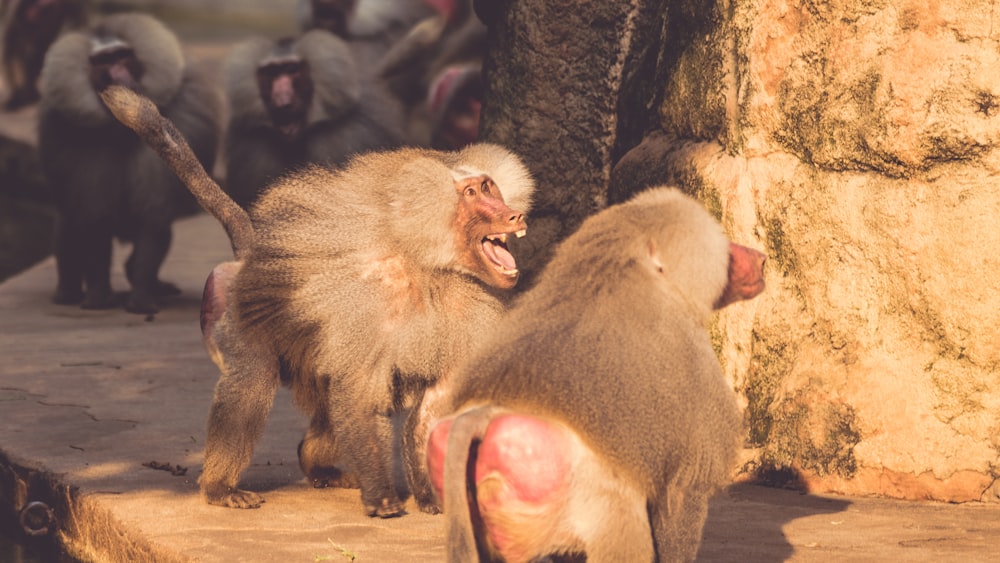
[1,212,999,561]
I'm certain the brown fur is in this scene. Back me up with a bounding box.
[429,188,766,562]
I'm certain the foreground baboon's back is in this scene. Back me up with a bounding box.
[448,188,743,490]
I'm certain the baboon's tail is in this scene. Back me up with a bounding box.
[99,85,253,260]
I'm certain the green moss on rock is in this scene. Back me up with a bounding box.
[744,326,795,447]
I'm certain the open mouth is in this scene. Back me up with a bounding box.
[482,229,527,277]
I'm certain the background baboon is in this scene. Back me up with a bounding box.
[376,0,486,149]
[99,84,535,518]
[297,0,432,45]
[38,13,220,314]
[298,0,488,149]
[427,188,766,562]
[223,29,405,209]
[1,0,87,110]
[298,0,355,38]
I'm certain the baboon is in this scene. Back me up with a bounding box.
[377,0,486,149]
[223,30,405,209]
[427,188,767,562]
[298,0,355,38]
[99,85,535,517]
[38,13,220,314]
[298,0,485,149]
[297,0,434,76]
[1,0,87,110]
[297,0,432,42]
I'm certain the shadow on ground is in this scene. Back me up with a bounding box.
[699,483,851,561]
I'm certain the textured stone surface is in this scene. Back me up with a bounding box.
[502,0,1000,502]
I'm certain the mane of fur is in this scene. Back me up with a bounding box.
[244,147,461,283]
[226,31,361,130]
[345,0,431,37]
[237,145,535,357]
[385,152,466,270]
[40,13,183,125]
[224,36,275,129]
[449,143,536,215]
[298,30,362,123]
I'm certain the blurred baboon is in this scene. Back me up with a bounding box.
[223,30,405,209]
[99,84,535,517]
[297,0,432,43]
[38,13,220,313]
[377,0,486,149]
[427,188,767,562]
[298,0,485,149]
[298,0,355,37]
[1,0,87,110]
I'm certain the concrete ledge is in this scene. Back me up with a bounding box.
[0,213,443,561]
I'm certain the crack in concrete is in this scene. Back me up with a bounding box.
[37,400,91,409]
[59,361,122,370]
[33,400,140,427]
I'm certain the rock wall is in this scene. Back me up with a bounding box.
[640,0,1000,502]
[480,0,999,502]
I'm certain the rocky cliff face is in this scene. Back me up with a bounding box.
[482,0,1000,502]
[636,0,1000,502]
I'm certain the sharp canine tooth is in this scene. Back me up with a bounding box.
[515,229,527,238]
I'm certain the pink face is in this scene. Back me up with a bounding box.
[452,175,528,289]
[256,55,313,139]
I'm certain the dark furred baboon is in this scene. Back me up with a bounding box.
[1,0,87,110]
[426,188,767,562]
[99,84,535,517]
[223,30,405,209]
[38,13,220,314]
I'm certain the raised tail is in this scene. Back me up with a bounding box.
[99,85,253,260]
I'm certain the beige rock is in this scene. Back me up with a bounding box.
[648,0,1000,502]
